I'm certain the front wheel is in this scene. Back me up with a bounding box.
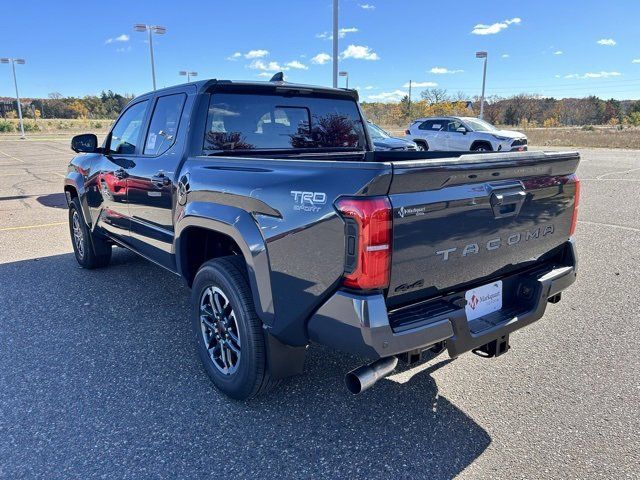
[471,143,492,152]
[191,256,278,400]
[68,198,111,269]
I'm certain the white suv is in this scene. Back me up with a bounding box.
[405,116,528,152]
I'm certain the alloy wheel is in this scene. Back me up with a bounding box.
[72,211,85,259]
[199,286,241,375]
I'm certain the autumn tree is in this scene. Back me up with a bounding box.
[420,88,449,104]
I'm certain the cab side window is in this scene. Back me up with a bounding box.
[144,93,186,156]
[108,101,148,155]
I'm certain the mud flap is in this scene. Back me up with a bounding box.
[265,332,307,379]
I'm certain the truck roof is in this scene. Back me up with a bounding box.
[133,78,360,102]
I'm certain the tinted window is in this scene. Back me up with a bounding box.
[144,94,186,155]
[203,92,366,152]
[109,101,148,155]
[418,120,444,131]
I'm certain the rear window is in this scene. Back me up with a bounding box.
[203,92,366,152]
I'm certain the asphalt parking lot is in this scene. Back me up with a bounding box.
[0,137,638,479]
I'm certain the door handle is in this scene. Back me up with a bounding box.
[151,171,171,188]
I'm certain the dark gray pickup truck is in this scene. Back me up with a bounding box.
[64,78,580,399]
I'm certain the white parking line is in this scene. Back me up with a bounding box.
[0,221,66,232]
[0,149,25,163]
[578,220,640,233]
[596,166,640,179]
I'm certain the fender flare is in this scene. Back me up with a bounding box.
[174,202,275,327]
[63,173,93,227]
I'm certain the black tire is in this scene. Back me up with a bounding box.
[415,140,429,152]
[68,198,112,269]
[471,142,493,152]
[191,255,278,400]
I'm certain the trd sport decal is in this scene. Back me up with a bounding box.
[291,191,327,212]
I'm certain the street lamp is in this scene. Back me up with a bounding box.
[339,71,349,89]
[0,58,26,139]
[134,24,166,90]
[332,0,339,88]
[475,51,488,119]
[179,70,198,82]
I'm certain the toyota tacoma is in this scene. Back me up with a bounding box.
[64,77,580,399]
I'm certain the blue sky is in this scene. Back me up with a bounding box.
[2,0,639,101]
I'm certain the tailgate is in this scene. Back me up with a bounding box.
[386,151,580,308]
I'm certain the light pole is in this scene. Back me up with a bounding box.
[339,71,349,89]
[179,70,198,82]
[332,0,339,87]
[1,58,26,139]
[134,24,166,90]
[475,51,488,119]
[408,79,412,117]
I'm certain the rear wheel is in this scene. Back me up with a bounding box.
[68,198,111,269]
[415,141,429,151]
[192,256,278,400]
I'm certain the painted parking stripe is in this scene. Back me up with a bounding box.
[0,148,25,163]
[0,221,66,232]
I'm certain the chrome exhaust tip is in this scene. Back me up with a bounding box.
[345,356,398,395]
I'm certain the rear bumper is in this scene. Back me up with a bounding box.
[307,240,577,360]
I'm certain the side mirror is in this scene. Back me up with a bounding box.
[71,133,98,153]
[456,127,468,134]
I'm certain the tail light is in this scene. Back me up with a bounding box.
[405,129,411,135]
[569,174,580,236]
[336,196,392,290]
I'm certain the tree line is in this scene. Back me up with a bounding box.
[0,91,134,120]
[2,88,640,128]
[361,89,640,127]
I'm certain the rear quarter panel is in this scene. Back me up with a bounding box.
[178,156,392,345]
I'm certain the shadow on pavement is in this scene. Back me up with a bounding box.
[36,192,68,209]
[0,249,490,479]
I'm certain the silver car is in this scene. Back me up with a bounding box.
[405,116,528,152]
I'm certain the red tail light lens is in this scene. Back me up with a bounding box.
[336,197,392,290]
[569,174,580,236]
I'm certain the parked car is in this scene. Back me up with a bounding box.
[64,78,579,399]
[405,116,528,152]
[367,121,417,151]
